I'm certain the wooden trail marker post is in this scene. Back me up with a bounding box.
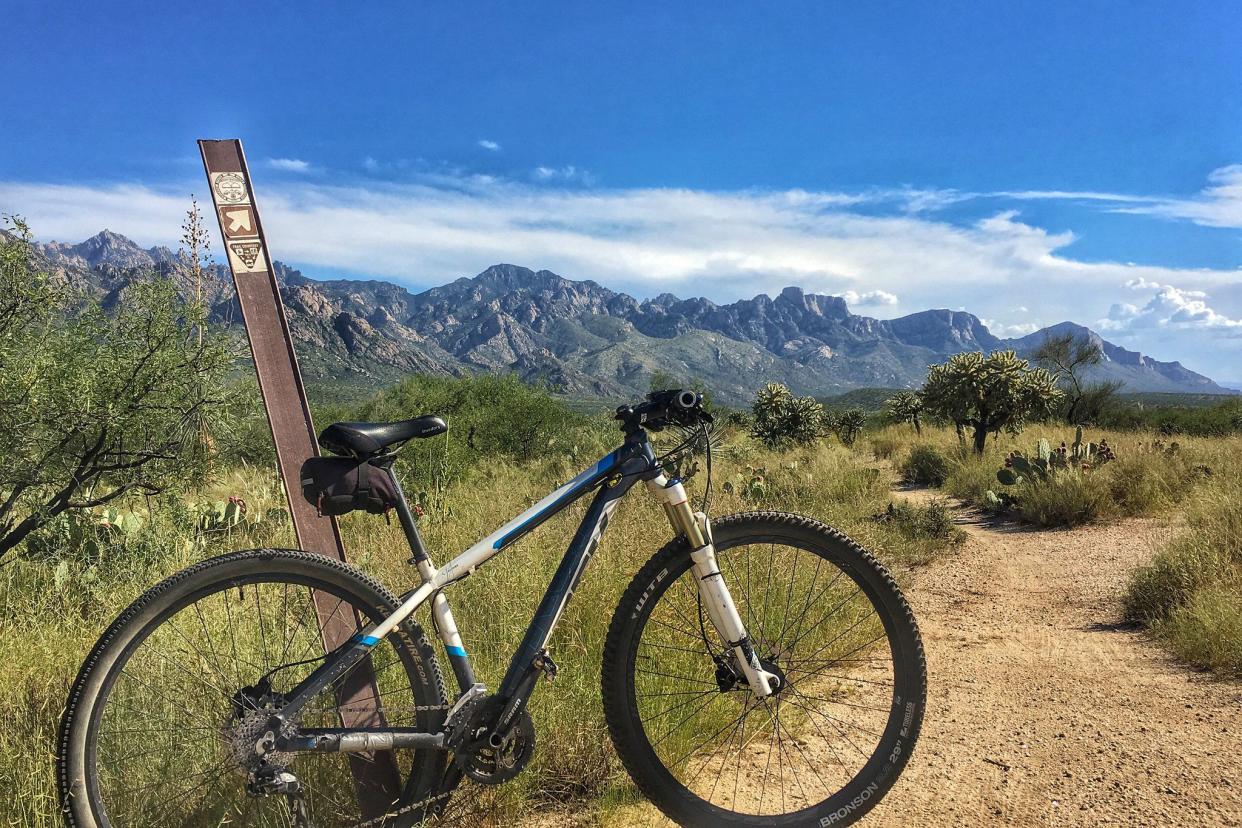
[198,139,404,815]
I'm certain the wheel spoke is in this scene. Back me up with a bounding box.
[628,529,910,819]
[80,562,435,827]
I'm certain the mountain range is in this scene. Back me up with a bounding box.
[26,229,1232,404]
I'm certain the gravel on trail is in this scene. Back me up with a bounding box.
[863,487,1241,827]
[603,486,1242,827]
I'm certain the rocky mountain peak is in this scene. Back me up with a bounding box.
[29,229,1231,400]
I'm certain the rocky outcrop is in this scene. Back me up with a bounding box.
[31,231,1231,402]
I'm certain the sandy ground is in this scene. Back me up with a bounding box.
[597,487,1242,827]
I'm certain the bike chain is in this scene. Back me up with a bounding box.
[288,702,462,828]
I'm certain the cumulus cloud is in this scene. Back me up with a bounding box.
[477,139,501,152]
[1099,281,1242,334]
[981,319,1042,337]
[839,289,898,307]
[267,158,311,173]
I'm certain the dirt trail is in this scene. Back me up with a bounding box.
[863,487,1242,827]
[600,487,1242,827]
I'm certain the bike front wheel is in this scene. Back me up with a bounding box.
[602,511,926,827]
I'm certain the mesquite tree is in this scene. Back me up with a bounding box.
[0,219,233,559]
[921,350,1063,454]
[1032,331,1122,425]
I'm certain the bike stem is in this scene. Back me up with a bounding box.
[647,474,780,698]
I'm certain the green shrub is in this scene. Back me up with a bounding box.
[1125,483,1242,624]
[1096,397,1242,437]
[943,453,998,504]
[1103,451,1188,517]
[356,373,611,488]
[900,445,950,487]
[1012,471,1112,527]
[1160,581,1242,677]
[868,431,905,461]
[876,499,961,541]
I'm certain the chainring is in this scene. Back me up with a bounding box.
[451,696,536,785]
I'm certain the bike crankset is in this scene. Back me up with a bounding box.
[449,695,536,785]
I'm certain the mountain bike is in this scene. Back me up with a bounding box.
[58,389,925,827]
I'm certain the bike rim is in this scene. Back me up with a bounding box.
[630,538,904,817]
[86,573,429,828]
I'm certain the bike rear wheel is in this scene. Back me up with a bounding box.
[602,512,925,827]
[58,548,448,828]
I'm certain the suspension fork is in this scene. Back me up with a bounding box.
[646,474,780,698]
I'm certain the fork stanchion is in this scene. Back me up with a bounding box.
[198,139,403,815]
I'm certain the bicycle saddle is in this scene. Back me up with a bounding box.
[318,416,447,457]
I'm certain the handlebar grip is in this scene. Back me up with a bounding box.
[674,390,701,410]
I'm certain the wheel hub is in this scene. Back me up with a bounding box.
[714,654,789,697]
[221,681,296,779]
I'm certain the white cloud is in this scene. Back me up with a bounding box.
[998,165,1242,229]
[839,289,898,307]
[1112,165,1242,229]
[1099,281,1242,334]
[267,158,311,173]
[2,173,1240,376]
[981,319,1042,337]
[532,165,596,186]
[477,139,501,152]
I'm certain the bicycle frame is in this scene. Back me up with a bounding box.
[273,426,776,756]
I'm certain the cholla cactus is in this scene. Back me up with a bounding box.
[885,391,924,435]
[751,382,825,448]
[833,408,866,446]
[921,350,1063,453]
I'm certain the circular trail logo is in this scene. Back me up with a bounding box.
[213,172,248,204]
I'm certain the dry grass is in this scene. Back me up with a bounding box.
[0,432,958,825]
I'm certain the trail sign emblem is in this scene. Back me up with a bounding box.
[218,205,257,238]
[228,240,264,270]
[211,171,248,203]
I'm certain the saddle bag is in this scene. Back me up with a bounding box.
[299,457,398,516]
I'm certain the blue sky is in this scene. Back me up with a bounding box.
[2,2,1240,378]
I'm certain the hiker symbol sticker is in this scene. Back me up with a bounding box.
[227,240,267,273]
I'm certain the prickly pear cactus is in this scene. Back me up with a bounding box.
[998,431,1117,487]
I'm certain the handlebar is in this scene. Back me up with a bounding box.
[615,388,713,433]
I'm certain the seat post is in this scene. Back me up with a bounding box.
[383,466,431,564]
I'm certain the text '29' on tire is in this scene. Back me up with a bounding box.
[602,512,926,827]
[57,549,448,828]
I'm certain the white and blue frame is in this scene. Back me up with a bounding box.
[274,425,778,754]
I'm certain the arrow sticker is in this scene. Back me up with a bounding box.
[225,208,252,234]
[217,204,258,239]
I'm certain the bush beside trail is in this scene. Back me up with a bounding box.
[1124,463,1242,677]
[869,422,1242,679]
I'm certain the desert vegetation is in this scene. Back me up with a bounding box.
[873,414,1241,677]
[0,227,967,823]
[1,220,1239,825]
